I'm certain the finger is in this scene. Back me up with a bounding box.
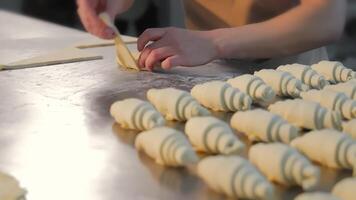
[145,47,175,71]
[77,1,115,39]
[138,42,164,68]
[137,28,167,51]
[161,55,184,69]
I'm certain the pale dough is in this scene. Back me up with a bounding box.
[324,82,356,100]
[74,35,137,49]
[254,69,308,98]
[249,143,320,190]
[311,60,356,83]
[227,74,276,104]
[100,12,139,70]
[268,99,342,130]
[147,88,210,121]
[230,109,300,144]
[342,119,356,139]
[185,116,245,155]
[197,155,275,200]
[191,81,252,112]
[277,63,329,89]
[332,177,356,200]
[110,98,165,130]
[0,171,26,200]
[135,127,198,166]
[1,47,102,70]
[301,89,356,120]
[291,129,356,175]
[295,192,341,200]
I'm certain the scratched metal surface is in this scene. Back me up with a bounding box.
[0,10,353,200]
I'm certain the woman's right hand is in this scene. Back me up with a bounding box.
[77,0,134,39]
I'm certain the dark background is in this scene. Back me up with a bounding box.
[0,0,355,66]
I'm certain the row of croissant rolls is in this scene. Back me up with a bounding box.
[110,60,356,200]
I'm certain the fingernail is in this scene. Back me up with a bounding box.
[105,28,115,37]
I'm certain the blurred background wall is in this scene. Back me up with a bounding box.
[0,0,355,66]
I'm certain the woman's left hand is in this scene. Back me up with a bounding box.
[137,27,219,70]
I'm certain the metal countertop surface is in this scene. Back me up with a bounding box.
[0,10,352,200]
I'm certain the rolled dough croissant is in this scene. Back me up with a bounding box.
[311,60,356,83]
[268,99,342,130]
[295,192,341,200]
[324,82,356,100]
[0,171,26,200]
[277,63,329,89]
[332,178,356,200]
[301,89,356,120]
[185,116,245,155]
[197,155,275,200]
[254,69,308,98]
[227,74,276,104]
[135,127,199,166]
[110,98,165,130]
[147,88,210,121]
[191,81,252,112]
[249,143,320,190]
[342,119,356,139]
[291,129,356,175]
[230,109,300,144]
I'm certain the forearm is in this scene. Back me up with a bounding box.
[211,0,346,59]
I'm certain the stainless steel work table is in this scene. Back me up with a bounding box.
[0,10,352,200]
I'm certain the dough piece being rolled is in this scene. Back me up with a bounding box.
[254,69,308,98]
[324,82,356,100]
[268,99,342,130]
[147,88,210,121]
[301,89,356,120]
[185,116,245,155]
[311,60,356,83]
[291,129,356,175]
[191,81,252,112]
[332,178,356,200]
[197,155,275,200]
[230,109,300,144]
[110,98,165,130]
[343,119,356,139]
[227,74,276,104]
[249,143,320,190]
[277,63,329,89]
[295,192,341,200]
[135,127,199,166]
[0,171,26,200]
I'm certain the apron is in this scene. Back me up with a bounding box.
[181,0,328,66]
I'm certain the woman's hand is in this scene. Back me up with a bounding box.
[137,27,219,70]
[77,0,134,39]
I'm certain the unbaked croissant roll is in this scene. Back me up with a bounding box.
[230,109,300,144]
[291,129,356,175]
[191,81,252,112]
[147,88,210,121]
[0,171,27,200]
[185,116,245,155]
[311,60,356,83]
[254,69,308,98]
[268,99,342,130]
[301,89,356,120]
[249,143,320,190]
[277,63,329,89]
[332,178,356,200]
[324,82,356,100]
[295,192,341,200]
[342,119,356,139]
[135,127,199,167]
[110,98,165,130]
[227,74,276,104]
[197,155,275,200]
